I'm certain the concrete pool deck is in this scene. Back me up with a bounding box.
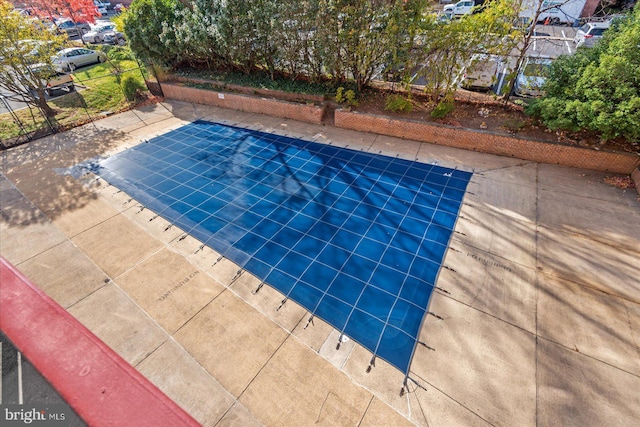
[1,100,639,426]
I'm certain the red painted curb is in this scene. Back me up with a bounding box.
[0,256,201,427]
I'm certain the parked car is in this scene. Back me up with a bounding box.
[54,19,91,38]
[28,64,75,97]
[573,21,610,48]
[103,30,126,46]
[94,0,112,9]
[96,6,108,16]
[52,47,107,72]
[513,57,552,97]
[443,0,478,17]
[461,54,503,92]
[82,23,117,43]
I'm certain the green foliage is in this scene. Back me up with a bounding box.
[333,0,428,92]
[413,0,520,102]
[122,75,146,101]
[384,94,413,113]
[122,0,430,92]
[122,0,183,66]
[119,0,524,102]
[335,87,359,106]
[502,118,527,133]
[107,46,136,61]
[528,5,640,140]
[430,99,455,119]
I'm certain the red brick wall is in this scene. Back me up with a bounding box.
[335,110,640,174]
[161,83,326,125]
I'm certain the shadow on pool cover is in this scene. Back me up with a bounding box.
[93,120,472,374]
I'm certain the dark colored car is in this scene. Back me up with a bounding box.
[55,20,91,38]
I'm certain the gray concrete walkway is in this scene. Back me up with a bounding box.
[1,100,639,426]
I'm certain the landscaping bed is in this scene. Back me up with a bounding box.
[159,75,639,174]
[352,87,640,155]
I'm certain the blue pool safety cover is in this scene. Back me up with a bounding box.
[94,120,472,373]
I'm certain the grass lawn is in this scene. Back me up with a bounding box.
[0,55,149,146]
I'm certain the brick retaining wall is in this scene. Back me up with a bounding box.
[335,110,640,174]
[161,83,326,125]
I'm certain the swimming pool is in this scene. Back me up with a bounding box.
[95,120,471,373]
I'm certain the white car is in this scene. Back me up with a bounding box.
[573,21,610,48]
[514,57,552,97]
[82,23,117,43]
[443,0,476,17]
[52,47,107,72]
[461,54,504,92]
[94,0,111,9]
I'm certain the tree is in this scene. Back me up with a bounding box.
[22,0,100,42]
[0,1,67,117]
[527,5,640,140]
[334,0,427,93]
[502,0,579,101]
[408,0,519,104]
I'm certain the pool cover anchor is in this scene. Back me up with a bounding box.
[303,315,314,329]
[252,282,264,295]
[211,256,224,267]
[400,377,410,396]
[336,334,349,350]
[435,286,450,295]
[276,298,288,311]
[366,356,376,373]
[230,269,243,284]
[418,341,436,351]
[428,312,445,321]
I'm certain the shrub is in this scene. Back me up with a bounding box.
[503,118,527,133]
[122,76,146,101]
[107,46,135,61]
[430,99,455,118]
[122,0,183,66]
[335,87,358,106]
[527,7,640,141]
[384,94,413,113]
